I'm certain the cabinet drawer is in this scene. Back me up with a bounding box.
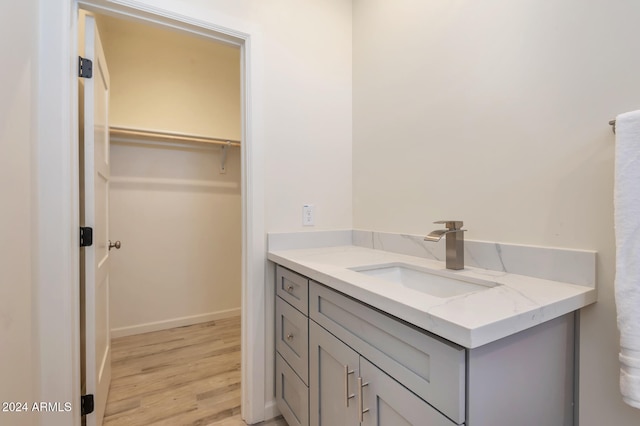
[276,353,309,426]
[309,281,466,425]
[276,296,309,384]
[276,265,309,314]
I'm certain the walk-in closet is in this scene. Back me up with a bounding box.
[80,11,244,425]
[99,14,242,338]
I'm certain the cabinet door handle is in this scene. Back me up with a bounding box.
[344,365,355,407]
[286,333,294,341]
[357,377,369,422]
[286,284,294,293]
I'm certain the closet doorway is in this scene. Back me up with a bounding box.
[79,9,244,425]
[96,13,242,340]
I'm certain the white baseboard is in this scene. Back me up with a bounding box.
[263,399,280,422]
[110,308,241,338]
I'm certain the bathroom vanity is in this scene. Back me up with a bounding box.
[268,233,596,426]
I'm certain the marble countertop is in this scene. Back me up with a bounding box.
[268,245,597,348]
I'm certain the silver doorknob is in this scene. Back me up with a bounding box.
[109,240,121,250]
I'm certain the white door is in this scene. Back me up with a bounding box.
[82,13,112,426]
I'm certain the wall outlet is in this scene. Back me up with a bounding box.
[303,204,314,226]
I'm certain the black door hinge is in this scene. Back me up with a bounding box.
[79,56,93,78]
[81,394,94,416]
[80,227,93,247]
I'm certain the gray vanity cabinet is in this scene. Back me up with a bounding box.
[274,263,576,426]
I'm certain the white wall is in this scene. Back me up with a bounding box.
[109,142,242,334]
[256,0,353,231]
[353,1,640,424]
[132,0,354,232]
[97,16,242,335]
[97,15,241,139]
[0,0,38,425]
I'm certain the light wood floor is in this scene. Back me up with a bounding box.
[103,317,287,426]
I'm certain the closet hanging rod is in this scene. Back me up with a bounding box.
[109,126,241,147]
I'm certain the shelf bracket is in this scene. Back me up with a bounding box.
[220,141,231,174]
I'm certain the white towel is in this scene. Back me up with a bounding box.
[614,109,640,409]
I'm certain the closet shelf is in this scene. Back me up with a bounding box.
[110,176,240,189]
[109,126,241,147]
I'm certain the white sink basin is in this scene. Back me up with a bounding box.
[349,262,497,298]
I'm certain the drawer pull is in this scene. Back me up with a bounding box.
[344,365,355,407]
[286,284,294,293]
[358,377,369,422]
[286,333,294,341]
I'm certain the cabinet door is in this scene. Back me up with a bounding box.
[309,321,360,426]
[360,358,455,426]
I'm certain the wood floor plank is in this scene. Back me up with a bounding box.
[104,318,286,426]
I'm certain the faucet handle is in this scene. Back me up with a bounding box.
[434,220,463,230]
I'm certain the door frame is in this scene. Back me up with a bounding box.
[37,1,266,425]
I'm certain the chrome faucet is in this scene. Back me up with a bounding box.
[424,220,466,270]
